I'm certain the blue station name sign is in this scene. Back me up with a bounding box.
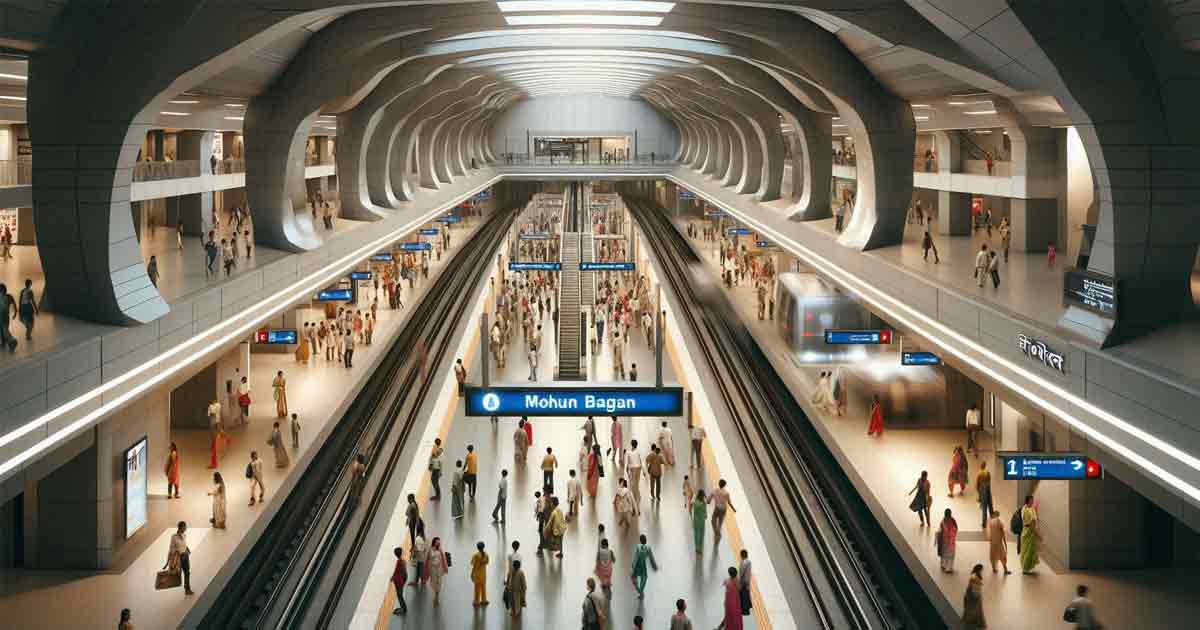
[418,228,440,236]
[580,262,635,272]
[509,262,562,271]
[435,215,461,224]
[465,386,684,417]
[727,228,754,236]
[399,242,432,251]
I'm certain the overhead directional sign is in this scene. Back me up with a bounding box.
[1000,453,1102,480]
[370,253,393,262]
[465,386,685,417]
[824,329,893,345]
[399,242,432,251]
[727,228,754,236]
[703,208,726,217]
[436,215,461,224]
[580,262,635,272]
[255,329,298,345]
[418,228,440,236]
[901,351,941,366]
[350,271,372,281]
[678,189,696,200]
[509,262,562,271]
[520,233,553,240]
[316,288,354,302]
[755,240,774,249]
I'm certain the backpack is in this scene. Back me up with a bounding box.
[245,462,254,479]
[1010,508,1023,537]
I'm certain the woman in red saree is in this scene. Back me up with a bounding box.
[586,444,601,497]
[867,395,885,436]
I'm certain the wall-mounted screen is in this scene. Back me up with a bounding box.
[124,437,148,539]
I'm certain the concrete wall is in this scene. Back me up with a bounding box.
[488,95,679,158]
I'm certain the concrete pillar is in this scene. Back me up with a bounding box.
[178,192,210,237]
[1068,473,1147,569]
[934,130,961,174]
[1010,198,1059,253]
[938,191,972,236]
[176,129,212,165]
[151,130,164,161]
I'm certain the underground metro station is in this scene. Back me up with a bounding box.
[0,2,1198,629]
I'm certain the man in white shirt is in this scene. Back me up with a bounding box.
[690,424,707,469]
[974,244,990,287]
[706,479,737,542]
[1069,584,1103,629]
[965,402,982,454]
[169,521,194,595]
[656,421,675,466]
[248,451,265,505]
[491,469,508,524]
[343,327,356,368]
[625,440,643,510]
[566,469,582,519]
[208,399,222,435]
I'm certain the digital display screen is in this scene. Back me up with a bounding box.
[520,233,553,240]
[370,253,393,262]
[399,242,432,251]
[901,351,941,366]
[825,329,892,345]
[124,437,148,539]
[255,328,298,344]
[317,288,354,302]
[418,228,440,236]
[465,386,685,417]
[510,262,562,271]
[678,189,696,200]
[727,228,753,236]
[350,271,372,281]
[436,215,461,223]
[1001,454,1101,480]
[580,262,635,271]
[1063,269,1117,316]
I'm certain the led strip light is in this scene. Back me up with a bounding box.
[665,174,1200,504]
[0,175,505,479]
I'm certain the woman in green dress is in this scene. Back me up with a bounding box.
[1019,495,1040,574]
[451,459,466,520]
[691,489,708,554]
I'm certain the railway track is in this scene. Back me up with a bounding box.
[196,205,516,630]
[626,194,943,630]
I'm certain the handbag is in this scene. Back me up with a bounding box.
[238,393,251,407]
[597,462,605,478]
[443,551,452,568]
[503,586,513,609]
[1063,606,1079,623]
[156,569,182,590]
[245,462,254,479]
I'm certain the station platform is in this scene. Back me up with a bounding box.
[0,203,357,365]
[344,269,783,629]
[676,215,1200,630]
[672,168,1200,394]
[0,213,485,630]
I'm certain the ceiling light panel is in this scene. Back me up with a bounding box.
[505,14,664,26]
[443,28,711,41]
[498,1,675,12]
[460,49,700,64]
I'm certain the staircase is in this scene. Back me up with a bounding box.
[557,231,583,379]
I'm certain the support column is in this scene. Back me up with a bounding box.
[178,192,211,237]
[938,191,972,236]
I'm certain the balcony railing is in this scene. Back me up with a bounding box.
[132,160,201,182]
[497,154,672,167]
[0,160,32,186]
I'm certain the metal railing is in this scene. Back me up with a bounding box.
[132,160,201,182]
[496,154,673,167]
[0,160,33,186]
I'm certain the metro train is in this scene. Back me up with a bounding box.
[774,272,946,422]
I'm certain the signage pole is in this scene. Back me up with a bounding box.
[480,312,490,388]
[655,308,664,388]
[686,391,694,428]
